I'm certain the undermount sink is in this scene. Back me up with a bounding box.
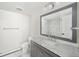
[43,39,57,48]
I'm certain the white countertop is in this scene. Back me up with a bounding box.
[32,37,79,57]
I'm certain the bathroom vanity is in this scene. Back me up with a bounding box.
[31,37,79,57]
[31,40,60,57]
[31,2,79,57]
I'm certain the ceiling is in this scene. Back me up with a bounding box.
[0,2,73,16]
[0,2,47,15]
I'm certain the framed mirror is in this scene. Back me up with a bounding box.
[40,3,77,43]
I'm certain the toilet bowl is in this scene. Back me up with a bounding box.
[22,42,29,57]
[21,36,32,57]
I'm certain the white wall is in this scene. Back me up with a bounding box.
[0,9,30,54]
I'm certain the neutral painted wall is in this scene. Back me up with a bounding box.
[0,9,30,54]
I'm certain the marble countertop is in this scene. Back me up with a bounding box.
[32,37,79,57]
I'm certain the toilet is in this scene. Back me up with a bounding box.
[21,36,32,57]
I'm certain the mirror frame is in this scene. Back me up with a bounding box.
[40,3,77,43]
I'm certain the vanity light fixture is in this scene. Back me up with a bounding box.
[71,27,79,30]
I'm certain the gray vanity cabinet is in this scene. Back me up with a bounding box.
[31,41,60,57]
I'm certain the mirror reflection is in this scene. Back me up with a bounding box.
[42,8,72,39]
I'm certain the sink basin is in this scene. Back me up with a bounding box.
[43,40,57,48]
